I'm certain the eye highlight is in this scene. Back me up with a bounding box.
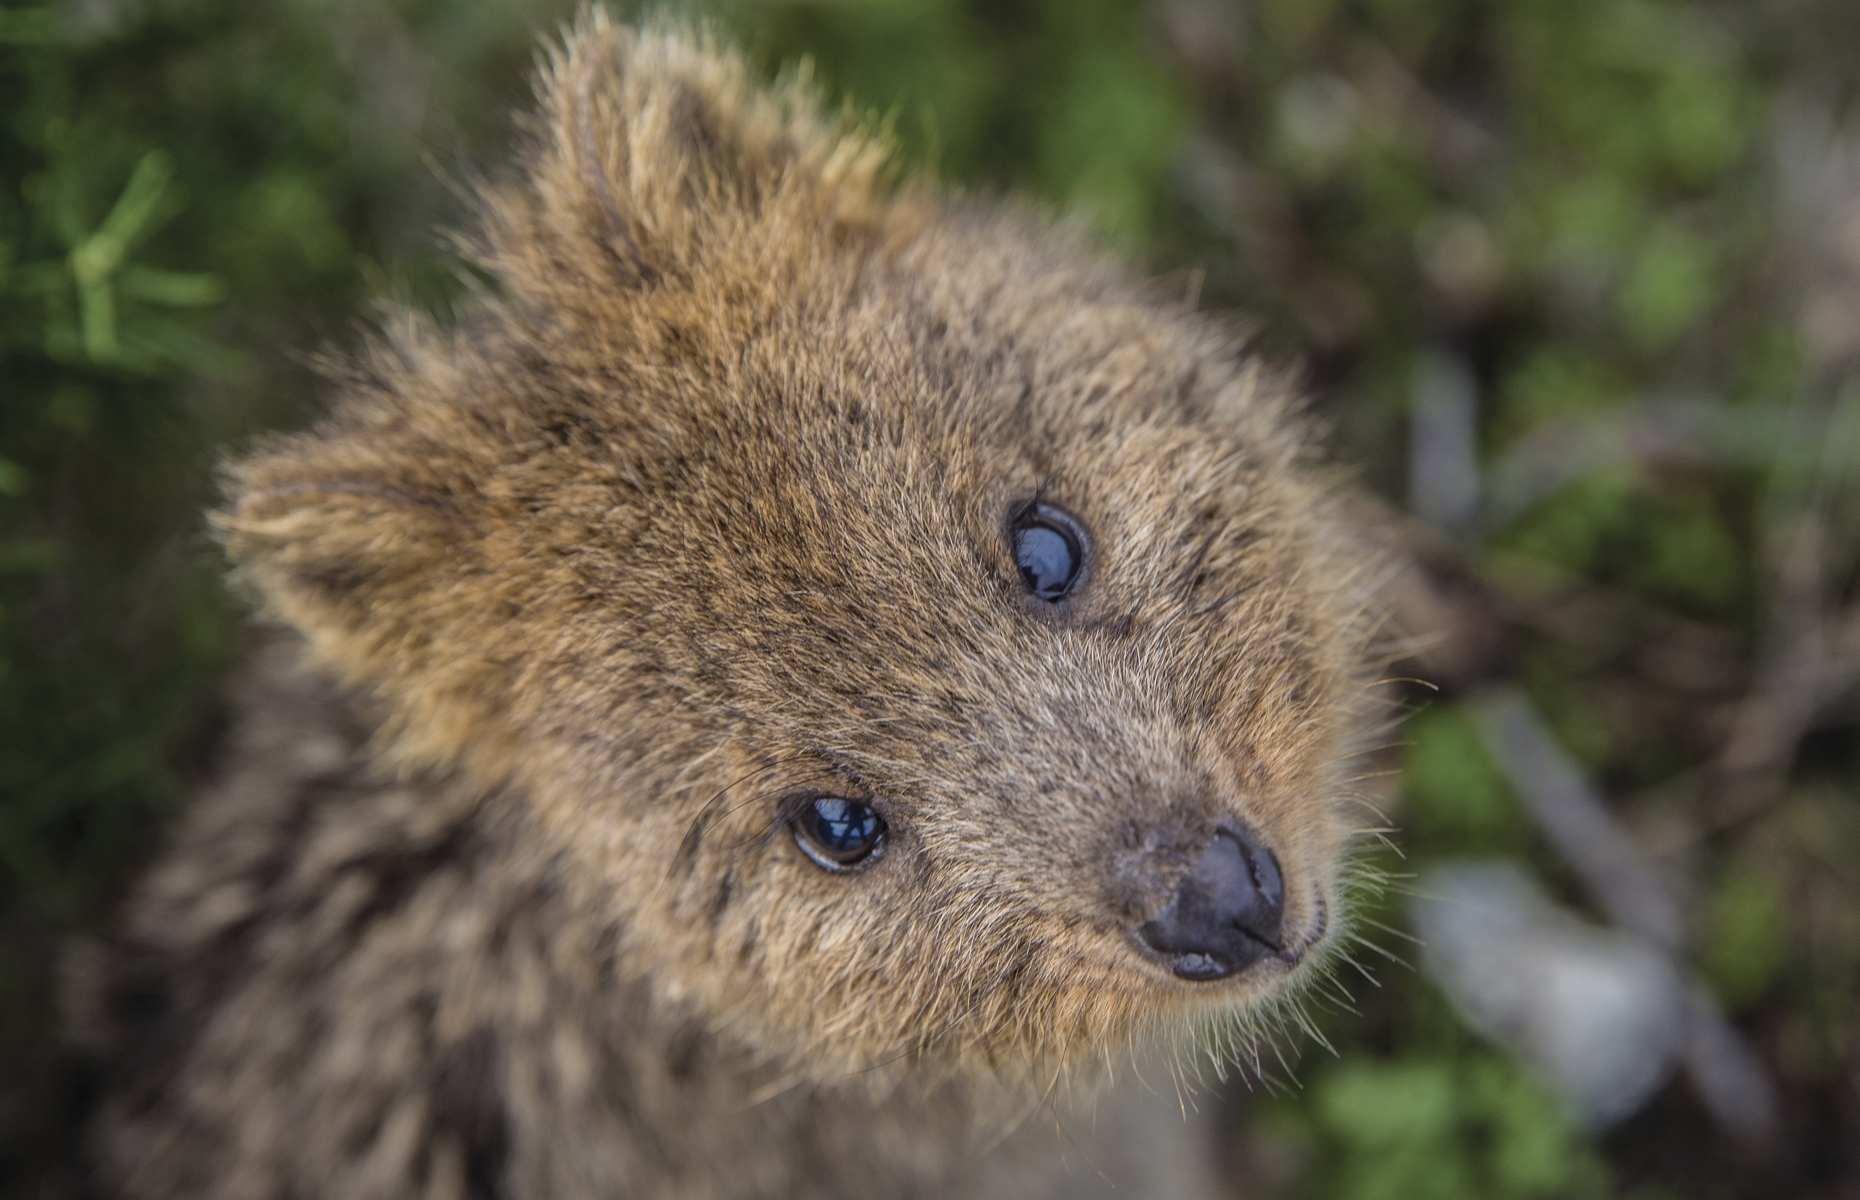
[791,796,887,872]
[1010,502,1087,602]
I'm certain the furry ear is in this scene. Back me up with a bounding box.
[214,16,903,772]
[480,10,898,305]
[213,329,522,768]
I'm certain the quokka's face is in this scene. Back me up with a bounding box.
[221,14,1379,1078]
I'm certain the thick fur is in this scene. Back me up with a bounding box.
[73,13,1381,1198]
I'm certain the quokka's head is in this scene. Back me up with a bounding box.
[221,10,1384,1082]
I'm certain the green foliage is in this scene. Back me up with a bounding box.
[1403,705,1522,848]
[1289,1053,1609,1200]
[1495,472,1744,618]
[718,0,1187,246]
[1700,867,1788,1012]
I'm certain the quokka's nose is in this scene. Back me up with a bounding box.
[1136,825,1285,982]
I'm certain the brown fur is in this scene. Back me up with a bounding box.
[72,12,1382,1198]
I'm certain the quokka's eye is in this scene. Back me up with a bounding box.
[791,797,887,872]
[1010,502,1087,602]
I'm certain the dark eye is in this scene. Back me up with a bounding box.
[1010,503,1087,602]
[791,796,887,872]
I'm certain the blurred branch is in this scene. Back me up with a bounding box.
[1407,351,1481,533]
[1471,686,1781,1149]
[1477,398,1796,537]
[1470,688,1682,949]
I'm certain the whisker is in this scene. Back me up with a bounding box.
[1343,932,1411,972]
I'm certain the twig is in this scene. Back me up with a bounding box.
[1469,687,1683,949]
[1471,686,1781,1149]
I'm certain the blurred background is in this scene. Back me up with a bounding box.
[3,0,1857,1196]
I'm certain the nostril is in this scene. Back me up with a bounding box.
[1230,825,1285,931]
[1133,825,1288,982]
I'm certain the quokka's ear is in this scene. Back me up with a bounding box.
[212,327,523,766]
[213,16,902,771]
[480,9,900,307]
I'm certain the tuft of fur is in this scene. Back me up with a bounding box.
[73,12,1385,1198]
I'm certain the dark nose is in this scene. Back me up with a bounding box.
[1136,826,1285,981]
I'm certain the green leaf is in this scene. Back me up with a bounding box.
[1404,706,1521,845]
[1701,869,1788,1010]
